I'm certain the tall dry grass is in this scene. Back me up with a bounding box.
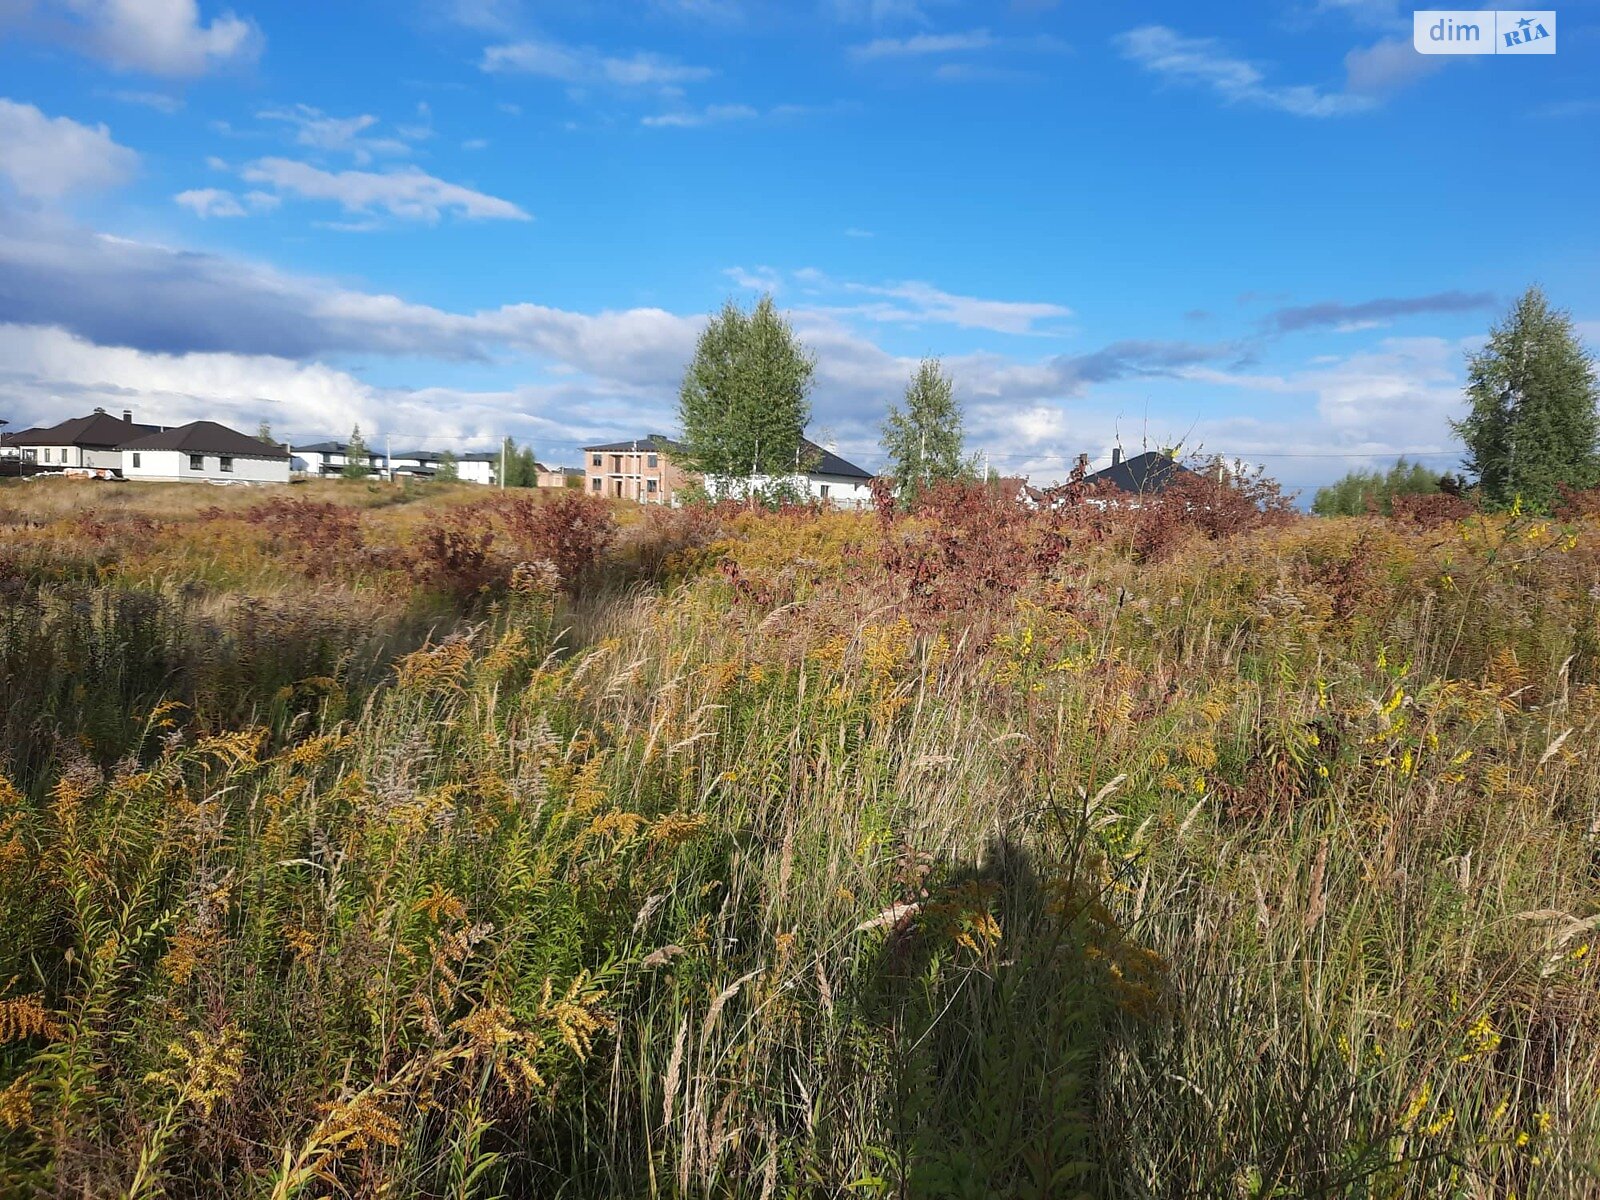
[1,476,1597,1197]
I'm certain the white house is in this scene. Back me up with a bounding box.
[2,409,158,476]
[702,439,877,509]
[456,452,499,486]
[290,440,383,477]
[121,421,291,484]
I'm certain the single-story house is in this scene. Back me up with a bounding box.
[1083,449,1194,497]
[701,438,877,509]
[121,421,290,484]
[2,408,159,476]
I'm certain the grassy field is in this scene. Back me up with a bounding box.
[1,474,1597,1198]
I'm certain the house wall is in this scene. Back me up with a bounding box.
[583,449,690,503]
[13,445,123,470]
[703,472,875,509]
[457,459,497,486]
[122,449,290,483]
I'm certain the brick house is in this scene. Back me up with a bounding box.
[582,436,691,504]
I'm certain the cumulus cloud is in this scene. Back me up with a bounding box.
[1116,25,1376,117]
[1,0,262,76]
[0,99,138,198]
[238,158,530,222]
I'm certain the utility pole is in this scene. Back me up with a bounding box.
[499,438,506,490]
[385,433,391,483]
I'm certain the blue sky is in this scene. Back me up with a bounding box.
[1,0,1597,493]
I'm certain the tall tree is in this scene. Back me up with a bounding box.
[342,425,371,480]
[434,450,459,482]
[1453,286,1599,509]
[500,437,539,487]
[678,294,816,485]
[880,358,973,504]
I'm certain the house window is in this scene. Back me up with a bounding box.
[22,449,35,462]
[647,479,657,494]
[42,449,51,463]
[131,453,141,468]
[189,453,204,471]
[591,478,601,492]
[592,454,602,467]
[819,483,830,499]
[647,454,658,468]
[220,456,234,473]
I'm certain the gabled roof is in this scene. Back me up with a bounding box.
[1084,451,1193,495]
[290,441,352,455]
[6,412,158,448]
[802,439,872,481]
[122,420,290,460]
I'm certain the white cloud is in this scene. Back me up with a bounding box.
[642,103,758,127]
[174,186,245,217]
[462,137,489,150]
[1116,25,1376,117]
[238,158,531,222]
[481,37,713,87]
[844,227,873,238]
[106,88,184,112]
[0,99,138,198]
[1343,37,1448,97]
[258,105,412,164]
[5,0,262,76]
[725,266,1072,334]
[848,29,995,59]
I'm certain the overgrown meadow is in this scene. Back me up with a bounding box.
[2,475,1598,1198]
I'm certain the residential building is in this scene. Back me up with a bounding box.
[535,465,585,489]
[1083,448,1194,496]
[121,421,291,484]
[290,441,382,477]
[2,408,158,476]
[700,438,877,509]
[582,436,691,503]
[457,452,499,486]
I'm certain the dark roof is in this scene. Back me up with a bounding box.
[1084,451,1193,495]
[122,420,290,460]
[390,450,441,462]
[459,451,501,463]
[7,411,158,448]
[802,439,872,481]
[582,434,685,454]
[291,441,352,454]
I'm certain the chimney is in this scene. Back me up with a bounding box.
[123,409,133,423]
[1075,453,1089,473]
[1111,447,1123,467]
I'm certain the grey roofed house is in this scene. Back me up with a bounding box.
[121,420,290,459]
[1084,449,1193,494]
[5,409,158,448]
[802,439,873,480]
